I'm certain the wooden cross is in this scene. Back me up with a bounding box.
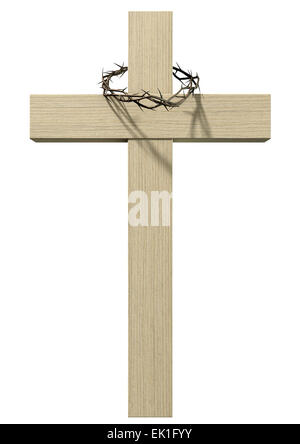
[30,11,271,417]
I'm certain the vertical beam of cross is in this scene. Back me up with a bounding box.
[128,12,173,417]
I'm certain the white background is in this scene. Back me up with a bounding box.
[0,0,299,424]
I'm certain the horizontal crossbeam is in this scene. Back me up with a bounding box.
[30,94,270,142]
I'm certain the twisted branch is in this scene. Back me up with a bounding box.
[100,63,200,110]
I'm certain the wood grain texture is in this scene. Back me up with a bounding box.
[30,94,271,142]
[128,139,172,417]
[128,12,173,417]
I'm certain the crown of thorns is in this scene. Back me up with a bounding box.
[100,64,200,110]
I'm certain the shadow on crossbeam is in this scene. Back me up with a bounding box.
[107,99,172,175]
[30,94,271,142]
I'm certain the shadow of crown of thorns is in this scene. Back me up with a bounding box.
[99,63,200,110]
